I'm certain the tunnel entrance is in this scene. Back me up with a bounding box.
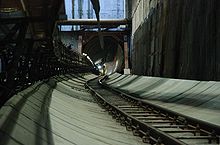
[83,36,123,75]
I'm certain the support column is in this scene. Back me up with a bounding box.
[124,35,130,74]
[78,35,82,54]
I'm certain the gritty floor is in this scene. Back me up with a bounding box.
[0,74,146,145]
[105,73,220,127]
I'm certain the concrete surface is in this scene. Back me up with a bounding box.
[0,73,145,145]
[131,0,220,81]
[104,73,220,127]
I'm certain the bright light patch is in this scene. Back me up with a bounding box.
[64,0,72,19]
[65,0,125,19]
[97,65,102,69]
[82,53,87,56]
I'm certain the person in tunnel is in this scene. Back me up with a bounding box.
[102,64,108,75]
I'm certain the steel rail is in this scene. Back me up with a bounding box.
[86,76,220,145]
[86,77,184,145]
[100,76,220,136]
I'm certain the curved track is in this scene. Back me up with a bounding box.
[1,73,220,145]
[86,77,220,145]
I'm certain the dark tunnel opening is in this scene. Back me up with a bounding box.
[83,36,124,75]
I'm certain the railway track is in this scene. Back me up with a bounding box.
[86,77,220,145]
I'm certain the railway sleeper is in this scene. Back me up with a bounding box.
[87,78,220,145]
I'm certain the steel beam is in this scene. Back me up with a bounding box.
[56,19,131,26]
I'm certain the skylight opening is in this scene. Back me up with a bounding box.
[64,0,125,20]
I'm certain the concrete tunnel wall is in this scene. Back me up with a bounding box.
[83,36,124,74]
[131,0,220,81]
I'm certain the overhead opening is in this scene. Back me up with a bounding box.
[63,0,126,31]
[65,0,125,20]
